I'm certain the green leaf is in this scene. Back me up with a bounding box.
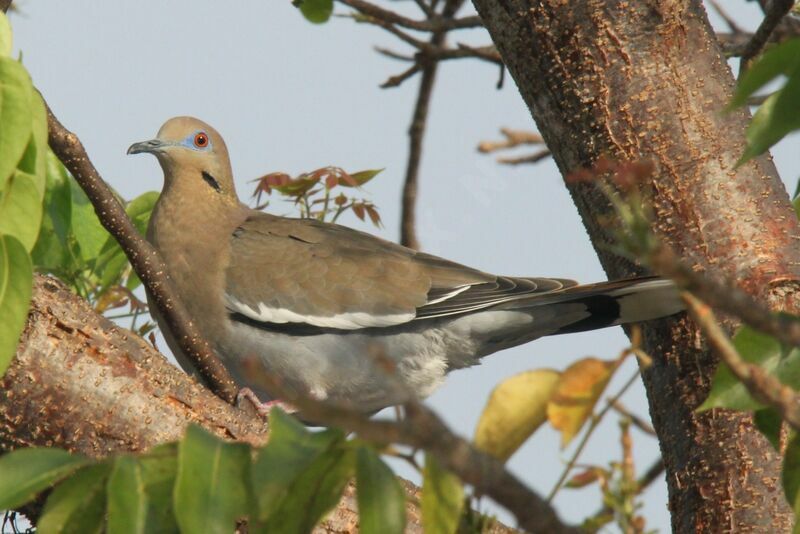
[0,171,43,251]
[38,462,110,534]
[69,177,109,262]
[31,155,73,272]
[754,408,782,451]
[16,91,48,199]
[295,0,333,24]
[356,447,406,534]
[783,434,800,520]
[738,74,800,164]
[107,445,178,534]
[0,12,11,57]
[422,454,464,534]
[0,234,32,377]
[341,168,383,188]
[0,448,88,510]
[257,447,354,533]
[274,176,320,197]
[794,194,800,221]
[107,456,147,534]
[699,321,800,411]
[174,425,252,534]
[729,39,800,109]
[251,409,352,532]
[0,57,33,187]
[127,191,159,235]
[251,408,341,519]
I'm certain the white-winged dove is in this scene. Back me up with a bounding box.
[128,117,683,412]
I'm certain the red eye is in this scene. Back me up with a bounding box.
[194,132,209,148]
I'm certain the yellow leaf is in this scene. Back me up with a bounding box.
[547,358,616,448]
[474,369,561,461]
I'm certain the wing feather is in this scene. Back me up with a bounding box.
[224,212,581,330]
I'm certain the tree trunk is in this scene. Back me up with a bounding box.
[0,275,517,533]
[470,0,799,531]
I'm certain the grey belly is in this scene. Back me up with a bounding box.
[216,320,474,412]
[212,308,554,412]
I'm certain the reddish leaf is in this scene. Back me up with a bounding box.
[352,203,366,221]
[334,193,348,206]
[340,169,383,187]
[275,176,320,196]
[565,467,608,489]
[365,204,381,226]
[339,172,358,187]
[325,174,338,189]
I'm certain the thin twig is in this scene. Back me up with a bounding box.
[637,457,666,494]
[441,43,502,64]
[739,0,795,73]
[43,98,239,403]
[362,18,427,48]
[478,128,544,153]
[399,58,434,249]
[381,63,423,88]
[339,0,482,32]
[412,0,434,17]
[399,0,465,248]
[708,0,746,34]
[589,457,665,522]
[478,128,551,166]
[683,292,800,431]
[378,43,502,86]
[497,149,552,165]
[610,401,657,436]
[374,46,415,61]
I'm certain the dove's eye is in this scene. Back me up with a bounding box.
[194,132,209,148]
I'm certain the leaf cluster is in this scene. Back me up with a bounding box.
[0,12,46,377]
[31,152,158,333]
[251,166,383,227]
[0,409,481,534]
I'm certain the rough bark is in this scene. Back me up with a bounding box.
[470,0,799,531]
[0,275,516,533]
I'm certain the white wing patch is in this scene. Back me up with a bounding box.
[226,295,415,330]
[424,284,471,306]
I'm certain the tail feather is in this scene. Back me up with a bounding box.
[550,277,683,335]
[492,276,683,336]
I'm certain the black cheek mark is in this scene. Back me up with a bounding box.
[201,171,222,192]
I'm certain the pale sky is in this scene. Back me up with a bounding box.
[10,1,799,531]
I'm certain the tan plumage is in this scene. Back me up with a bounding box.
[130,117,683,411]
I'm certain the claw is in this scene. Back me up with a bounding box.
[236,387,297,418]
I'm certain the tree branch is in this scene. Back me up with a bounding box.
[397,0,466,249]
[43,99,239,403]
[399,51,436,249]
[739,0,795,73]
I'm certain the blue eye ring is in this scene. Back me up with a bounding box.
[180,130,213,151]
[193,132,209,148]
